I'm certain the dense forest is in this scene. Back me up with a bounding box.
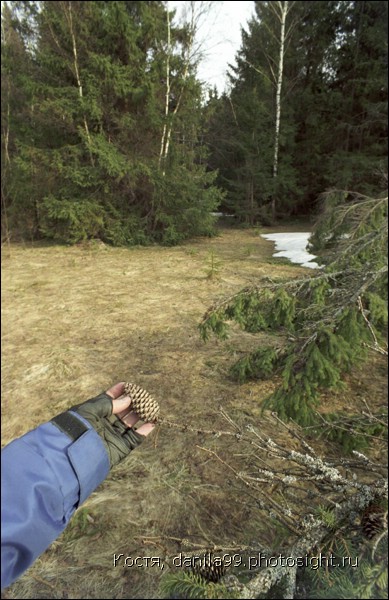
[1,1,387,243]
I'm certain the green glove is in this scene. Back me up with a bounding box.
[63,392,144,468]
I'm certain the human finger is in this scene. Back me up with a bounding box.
[136,423,155,437]
[106,382,125,400]
[119,411,140,428]
[112,395,133,415]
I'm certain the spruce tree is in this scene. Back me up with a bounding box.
[327,0,388,194]
[1,1,39,239]
[200,189,387,445]
[1,0,223,244]
[205,1,388,220]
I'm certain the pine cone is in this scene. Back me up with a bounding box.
[192,553,226,583]
[124,382,160,423]
[361,504,388,540]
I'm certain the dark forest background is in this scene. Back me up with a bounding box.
[1,1,387,244]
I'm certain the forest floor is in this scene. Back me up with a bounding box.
[1,225,387,599]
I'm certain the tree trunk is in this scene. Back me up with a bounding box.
[64,2,94,166]
[159,1,204,174]
[272,1,288,222]
[159,3,171,172]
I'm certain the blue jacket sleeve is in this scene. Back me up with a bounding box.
[1,413,110,589]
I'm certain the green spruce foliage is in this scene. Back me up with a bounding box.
[307,559,388,600]
[205,1,388,221]
[160,571,231,600]
[200,190,388,446]
[302,512,388,600]
[1,1,223,245]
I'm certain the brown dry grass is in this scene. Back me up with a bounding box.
[1,226,387,599]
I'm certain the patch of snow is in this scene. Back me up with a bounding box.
[261,232,322,269]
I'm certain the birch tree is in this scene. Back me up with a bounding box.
[61,1,94,166]
[270,1,291,220]
[2,1,223,245]
[158,3,172,172]
[208,0,298,224]
[159,1,213,174]
[236,0,296,219]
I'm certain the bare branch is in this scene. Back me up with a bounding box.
[357,296,388,356]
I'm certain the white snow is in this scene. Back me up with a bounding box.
[260,232,322,269]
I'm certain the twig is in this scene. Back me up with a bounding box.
[357,295,388,355]
[31,574,56,590]
[137,535,269,558]
[137,534,183,544]
[272,412,317,455]
[361,411,388,429]
[371,521,388,561]
[196,445,301,535]
[153,423,161,448]
[219,406,243,434]
[158,417,240,438]
[195,445,251,486]
[362,341,388,356]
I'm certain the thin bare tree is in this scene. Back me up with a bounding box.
[244,2,296,220]
[61,2,95,166]
[159,1,214,174]
[269,1,295,220]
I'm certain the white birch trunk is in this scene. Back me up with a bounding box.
[1,15,11,167]
[159,3,171,172]
[65,2,94,165]
[159,1,198,174]
[272,1,288,221]
[162,59,190,167]
[2,76,11,167]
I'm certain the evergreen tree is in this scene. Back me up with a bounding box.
[200,188,387,441]
[1,0,223,244]
[1,1,39,239]
[205,1,388,221]
[327,1,388,194]
[205,3,295,224]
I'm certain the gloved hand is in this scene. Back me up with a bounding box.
[52,382,155,468]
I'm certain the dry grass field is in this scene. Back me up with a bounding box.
[1,226,387,599]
